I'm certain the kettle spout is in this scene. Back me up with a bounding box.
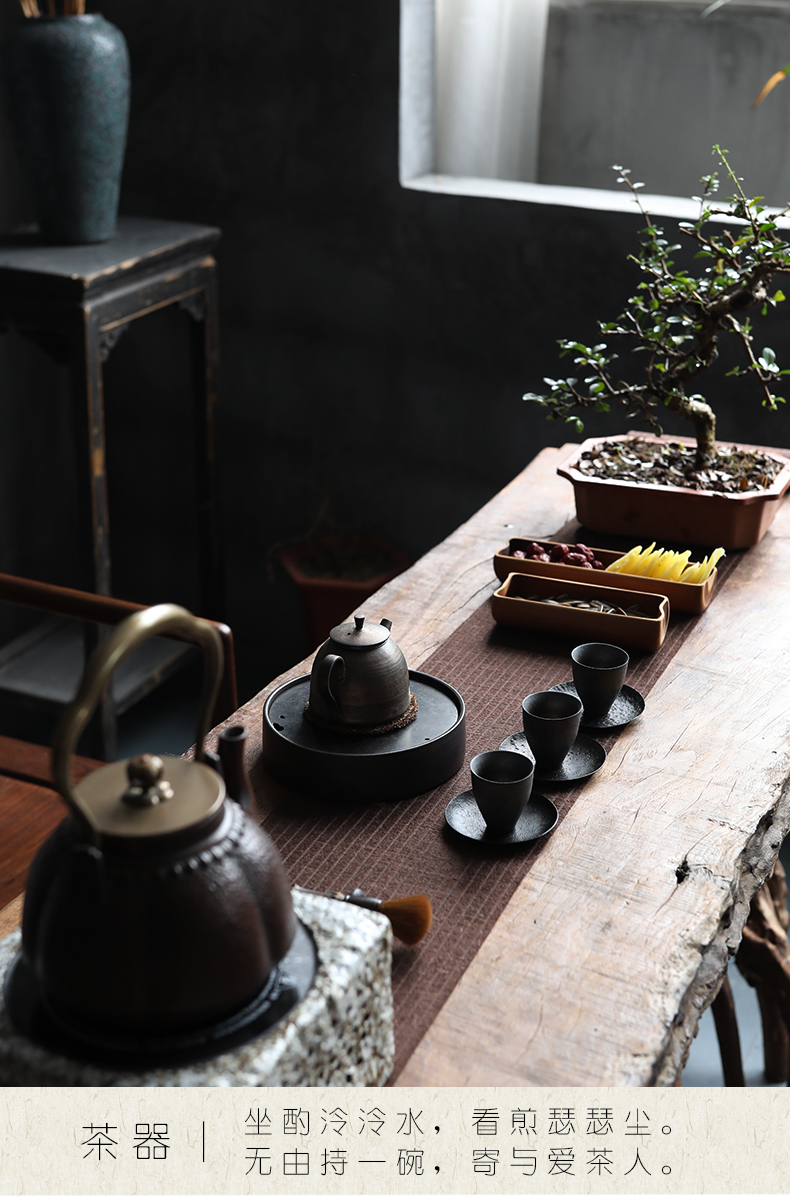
[380,618,393,631]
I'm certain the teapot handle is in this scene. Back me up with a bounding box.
[316,653,346,722]
[53,604,223,837]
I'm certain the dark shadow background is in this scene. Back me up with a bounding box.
[0,0,788,700]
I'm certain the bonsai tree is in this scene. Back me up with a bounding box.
[525,147,790,467]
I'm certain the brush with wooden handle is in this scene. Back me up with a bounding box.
[295,886,432,946]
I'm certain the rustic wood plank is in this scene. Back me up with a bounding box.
[0,776,66,912]
[0,896,23,942]
[227,440,790,1085]
[395,488,790,1085]
[0,735,99,789]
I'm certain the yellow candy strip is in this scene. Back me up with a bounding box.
[698,547,725,581]
[646,550,675,577]
[605,546,642,573]
[658,551,691,580]
[632,546,661,576]
[607,543,724,584]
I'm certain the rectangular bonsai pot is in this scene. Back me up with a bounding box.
[557,435,790,550]
[491,572,669,652]
[494,537,716,615]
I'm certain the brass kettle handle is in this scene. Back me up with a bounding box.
[53,604,223,837]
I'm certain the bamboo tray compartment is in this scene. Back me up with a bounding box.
[494,537,716,615]
[491,572,670,652]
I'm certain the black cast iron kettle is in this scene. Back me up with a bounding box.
[11,604,298,1048]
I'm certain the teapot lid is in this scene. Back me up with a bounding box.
[329,614,391,650]
[73,754,224,839]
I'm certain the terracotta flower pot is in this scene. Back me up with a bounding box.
[557,435,790,550]
[278,535,411,649]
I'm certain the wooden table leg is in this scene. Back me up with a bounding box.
[711,973,746,1086]
[70,310,112,598]
[735,860,790,1085]
[69,312,117,759]
[184,274,224,621]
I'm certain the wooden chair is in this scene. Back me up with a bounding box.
[0,573,238,760]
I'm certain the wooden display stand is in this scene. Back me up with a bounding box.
[0,217,225,756]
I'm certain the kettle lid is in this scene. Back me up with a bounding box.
[73,754,224,839]
[51,604,227,844]
[329,614,390,650]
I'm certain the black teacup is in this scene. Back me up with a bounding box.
[521,691,582,772]
[571,642,629,719]
[470,750,534,836]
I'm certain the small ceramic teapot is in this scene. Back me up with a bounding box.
[308,615,412,729]
[19,605,296,1037]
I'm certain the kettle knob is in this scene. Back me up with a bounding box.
[122,755,175,807]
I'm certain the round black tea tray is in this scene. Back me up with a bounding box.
[263,670,466,802]
[3,920,316,1071]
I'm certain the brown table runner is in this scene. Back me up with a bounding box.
[264,544,743,1080]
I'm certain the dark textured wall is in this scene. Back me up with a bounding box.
[1,0,789,695]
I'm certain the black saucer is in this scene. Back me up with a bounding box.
[498,731,606,783]
[445,790,558,845]
[549,680,645,731]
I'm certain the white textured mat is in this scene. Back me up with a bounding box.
[0,890,394,1086]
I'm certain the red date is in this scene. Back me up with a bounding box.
[511,539,606,569]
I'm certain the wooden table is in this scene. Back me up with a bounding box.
[236,443,790,1086]
[0,736,100,943]
[3,444,790,1085]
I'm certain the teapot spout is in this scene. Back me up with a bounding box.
[218,725,255,816]
[380,618,392,631]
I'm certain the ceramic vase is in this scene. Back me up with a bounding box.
[4,14,130,245]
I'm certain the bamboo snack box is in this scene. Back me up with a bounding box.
[494,537,717,615]
[492,573,670,652]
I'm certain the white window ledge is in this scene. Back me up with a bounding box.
[402,172,703,220]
